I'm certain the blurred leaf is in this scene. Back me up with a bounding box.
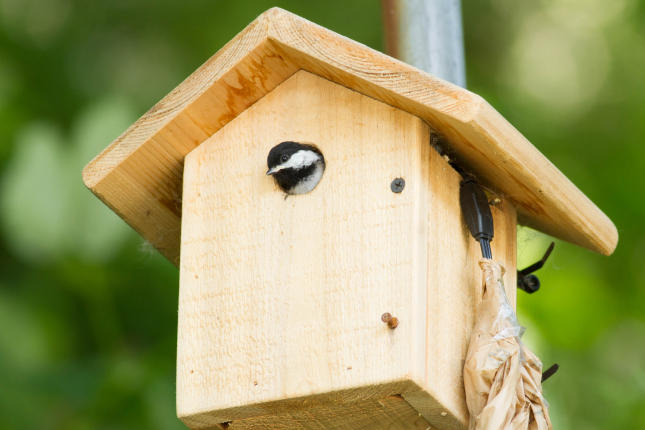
[0,98,134,263]
[0,123,71,261]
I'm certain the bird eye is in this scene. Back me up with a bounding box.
[280,154,289,163]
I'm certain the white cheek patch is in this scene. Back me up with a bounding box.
[290,162,324,194]
[277,149,320,171]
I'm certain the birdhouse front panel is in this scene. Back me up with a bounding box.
[177,70,517,429]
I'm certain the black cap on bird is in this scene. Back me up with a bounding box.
[266,141,325,195]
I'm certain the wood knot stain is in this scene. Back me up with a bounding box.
[159,194,182,218]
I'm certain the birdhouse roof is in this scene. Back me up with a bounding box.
[82,7,617,265]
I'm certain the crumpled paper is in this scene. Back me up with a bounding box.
[463,259,553,430]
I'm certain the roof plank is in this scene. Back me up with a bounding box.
[83,7,617,264]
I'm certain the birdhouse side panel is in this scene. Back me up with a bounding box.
[404,158,517,427]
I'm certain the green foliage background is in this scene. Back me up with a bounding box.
[0,1,643,428]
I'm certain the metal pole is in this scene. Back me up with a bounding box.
[382,0,466,87]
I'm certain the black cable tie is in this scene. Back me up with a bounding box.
[517,242,555,294]
[542,363,559,382]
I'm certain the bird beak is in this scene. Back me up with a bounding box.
[266,167,279,175]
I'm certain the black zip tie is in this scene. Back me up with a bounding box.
[542,363,559,382]
[517,242,555,293]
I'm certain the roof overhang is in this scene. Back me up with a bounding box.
[82,7,617,265]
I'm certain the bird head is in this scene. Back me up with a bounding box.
[266,141,323,176]
[266,141,325,195]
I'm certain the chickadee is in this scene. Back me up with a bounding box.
[266,141,325,195]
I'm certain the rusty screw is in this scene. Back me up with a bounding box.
[381,312,399,329]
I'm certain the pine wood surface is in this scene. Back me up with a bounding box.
[177,71,516,430]
[82,7,616,265]
[223,395,434,430]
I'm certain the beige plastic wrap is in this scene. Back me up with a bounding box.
[464,260,553,430]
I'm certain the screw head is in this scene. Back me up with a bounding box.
[391,178,405,193]
[387,317,399,329]
[381,312,399,329]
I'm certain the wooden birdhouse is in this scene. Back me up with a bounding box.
[82,8,617,430]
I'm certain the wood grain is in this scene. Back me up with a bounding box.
[177,71,517,429]
[83,7,616,263]
[224,395,434,430]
